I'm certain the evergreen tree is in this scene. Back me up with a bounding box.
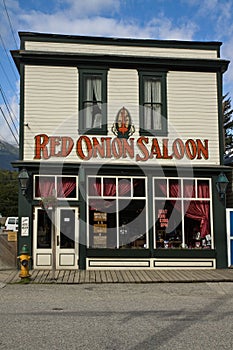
[0,170,18,217]
[223,93,233,153]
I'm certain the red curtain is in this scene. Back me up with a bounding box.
[36,176,76,198]
[35,177,55,197]
[184,201,210,238]
[156,179,210,238]
[57,177,76,198]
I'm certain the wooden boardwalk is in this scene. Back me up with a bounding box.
[2,268,233,284]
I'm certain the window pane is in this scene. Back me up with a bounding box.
[89,200,117,248]
[88,177,101,196]
[184,200,211,249]
[103,178,116,196]
[118,178,131,197]
[35,176,55,198]
[133,178,145,197]
[183,179,195,198]
[84,76,102,130]
[197,180,210,198]
[60,209,75,249]
[169,179,181,198]
[57,177,76,198]
[154,178,167,197]
[144,79,161,103]
[37,209,51,249]
[119,199,146,248]
[144,78,162,130]
[155,200,182,249]
[151,104,162,130]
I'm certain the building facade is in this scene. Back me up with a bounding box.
[12,32,230,270]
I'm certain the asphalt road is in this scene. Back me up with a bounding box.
[0,282,233,349]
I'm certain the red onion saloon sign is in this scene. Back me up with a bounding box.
[34,134,209,161]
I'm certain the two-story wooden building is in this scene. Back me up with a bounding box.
[12,31,230,270]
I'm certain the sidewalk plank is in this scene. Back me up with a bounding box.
[79,270,85,283]
[105,270,113,282]
[63,270,71,283]
[4,270,18,283]
[89,270,96,283]
[56,270,65,283]
[124,270,137,282]
[40,270,50,283]
[115,270,125,282]
[68,270,75,283]
[10,271,21,283]
[100,270,108,282]
[109,270,119,282]
[95,270,102,283]
[73,270,80,283]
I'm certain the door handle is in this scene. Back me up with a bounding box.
[57,236,60,246]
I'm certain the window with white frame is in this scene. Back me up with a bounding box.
[87,176,148,249]
[34,175,78,200]
[153,178,212,249]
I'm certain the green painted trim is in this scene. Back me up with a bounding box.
[19,63,25,160]
[11,161,233,174]
[212,174,228,268]
[11,51,230,73]
[138,70,168,136]
[147,174,154,254]
[86,249,150,258]
[217,72,224,165]
[17,174,33,262]
[78,68,108,135]
[153,249,216,258]
[18,31,222,51]
[78,180,87,269]
[86,248,216,258]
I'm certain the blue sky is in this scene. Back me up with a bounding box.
[1,0,233,144]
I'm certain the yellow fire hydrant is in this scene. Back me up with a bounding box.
[18,244,31,279]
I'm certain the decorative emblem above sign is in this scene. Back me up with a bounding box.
[111,107,135,139]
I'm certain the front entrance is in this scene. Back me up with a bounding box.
[33,207,79,269]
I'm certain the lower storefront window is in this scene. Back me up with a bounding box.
[154,178,212,249]
[87,176,148,249]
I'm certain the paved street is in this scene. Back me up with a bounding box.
[1,282,233,350]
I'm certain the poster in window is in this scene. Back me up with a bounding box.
[94,212,107,221]
[93,235,107,248]
[94,223,107,234]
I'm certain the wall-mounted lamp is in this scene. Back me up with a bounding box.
[216,172,229,200]
[18,168,29,196]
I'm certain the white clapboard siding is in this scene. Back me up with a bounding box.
[108,69,139,134]
[24,65,220,165]
[24,65,78,160]
[25,41,218,59]
[167,71,219,164]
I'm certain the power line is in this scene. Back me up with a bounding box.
[2,0,18,48]
[0,84,19,124]
[0,107,18,145]
[0,62,18,98]
[0,33,18,81]
[0,86,19,136]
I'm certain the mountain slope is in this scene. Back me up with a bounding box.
[0,140,19,170]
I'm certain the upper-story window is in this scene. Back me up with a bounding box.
[79,69,107,135]
[139,71,167,136]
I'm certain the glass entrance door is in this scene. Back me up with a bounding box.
[56,208,79,269]
[33,207,79,269]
